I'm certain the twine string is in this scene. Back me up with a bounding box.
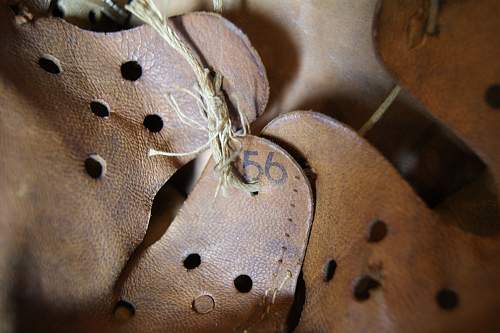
[213,0,223,13]
[358,85,401,136]
[126,0,258,196]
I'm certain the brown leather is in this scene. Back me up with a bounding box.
[0,4,268,331]
[118,135,313,332]
[3,0,500,332]
[375,0,500,205]
[262,111,500,332]
[155,0,419,127]
[154,0,485,209]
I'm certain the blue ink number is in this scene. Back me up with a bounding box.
[243,151,288,185]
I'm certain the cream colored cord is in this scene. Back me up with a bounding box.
[126,0,257,196]
[358,85,401,136]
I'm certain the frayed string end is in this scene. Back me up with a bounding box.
[127,0,257,196]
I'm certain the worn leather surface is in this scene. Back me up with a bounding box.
[0,4,268,331]
[151,0,488,210]
[2,0,500,332]
[117,135,313,332]
[153,0,420,127]
[375,0,500,207]
[40,0,423,132]
[262,111,500,332]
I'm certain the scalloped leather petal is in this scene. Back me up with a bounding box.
[0,5,268,331]
[117,135,313,332]
[262,111,500,332]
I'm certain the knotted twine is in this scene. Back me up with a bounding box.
[126,0,258,196]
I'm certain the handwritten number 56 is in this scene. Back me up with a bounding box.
[243,151,288,185]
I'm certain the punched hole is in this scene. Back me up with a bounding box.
[143,114,163,133]
[113,300,135,321]
[353,275,381,301]
[183,253,201,270]
[192,295,215,314]
[84,154,106,179]
[323,259,337,282]
[121,60,142,81]
[250,191,259,197]
[436,288,459,310]
[90,100,110,118]
[38,55,62,75]
[367,219,388,243]
[485,84,500,109]
[234,275,253,293]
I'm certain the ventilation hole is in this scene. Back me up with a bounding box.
[143,114,163,133]
[38,55,62,75]
[113,300,135,321]
[90,100,110,118]
[436,288,459,310]
[183,253,201,270]
[367,219,388,242]
[52,4,64,18]
[121,60,142,81]
[234,275,253,293]
[84,154,106,179]
[485,84,500,109]
[251,191,259,197]
[353,275,381,301]
[323,259,337,282]
[192,295,215,314]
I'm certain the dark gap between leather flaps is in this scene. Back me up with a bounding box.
[286,270,306,332]
[50,0,133,32]
[113,158,201,297]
